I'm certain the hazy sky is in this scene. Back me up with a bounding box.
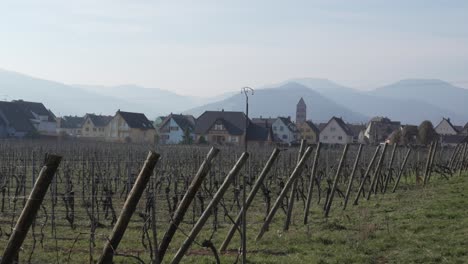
[1,0,468,96]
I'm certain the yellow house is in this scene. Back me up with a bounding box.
[106,110,156,144]
[81,114,112,139]
[297,121,320,143]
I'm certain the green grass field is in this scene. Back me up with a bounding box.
[176,174,468,264]
[2,174,467,264]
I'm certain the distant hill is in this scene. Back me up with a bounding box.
[185,82,368,123]
[1,69,466,124]
[288,78,467,124]
[369,79,468,118]
[0,69,138,116]
[0,70,218,118]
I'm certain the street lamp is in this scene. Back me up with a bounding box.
[240,86,253,263]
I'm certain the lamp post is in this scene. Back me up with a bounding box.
[241,86,253,263]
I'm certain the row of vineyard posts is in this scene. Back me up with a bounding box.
[1,140,467,263]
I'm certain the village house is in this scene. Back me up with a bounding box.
[440,134,468,147]
[297,121,320,143]
[272,117,300,144]
[435,118,462,136]
[56,115,85,137]
[0,101,36,138]
[158,114,195,144]
[81,114,113,139]
[364,117,401,144]
[106,110,156,144]
[12,100,57,136]
[194,110,272,146]
[319,117,354,144]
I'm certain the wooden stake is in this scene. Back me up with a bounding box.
[256,147,313,241]
[284,140,306,231]
[170,153,249,264]
[219,148,280,252]
[303,142,322,224]
[392,147,412,193]
[157,147,219,263]
[324,144,349,217]
[98,151,160,264]
[353,145,381,205]
[367,143,388,200]
[1,155,62,264]
[343,144,363,210]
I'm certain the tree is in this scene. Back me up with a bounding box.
[389,130,402,145]
[180,128,193,145]
[418,120,437,145]
[198,135,207,144]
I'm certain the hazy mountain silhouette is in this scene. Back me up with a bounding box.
[287,78,467,124]
[370,79,468,118]
[185,82,368,123]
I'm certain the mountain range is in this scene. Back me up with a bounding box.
[1,68,467,125]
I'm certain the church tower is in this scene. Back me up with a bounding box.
[296,97,306,124]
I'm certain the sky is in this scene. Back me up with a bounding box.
[1,0,468,96]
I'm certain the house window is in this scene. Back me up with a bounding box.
[93,128,97,132]
[170,126,179,131]
[324,136,328,140]
[330,127,336,132]
[280,126,284,131]
[282,135,287,139]
[214,124,223,130]
[85,128,89,132]
[338,136,343,141]
[273,126,277,131]
[230,136,238,142]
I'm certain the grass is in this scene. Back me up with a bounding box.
[2,174,468,264]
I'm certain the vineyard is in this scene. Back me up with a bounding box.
[0,139,467,263]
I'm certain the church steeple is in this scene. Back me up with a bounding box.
[296,97,306,124]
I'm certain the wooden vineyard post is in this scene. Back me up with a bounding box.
[343,144,363,210]
[170,152,249,264]
[303,142,322,224]
[98,151,160,264]
[423,141,435,186]
[256,147,313,241]
[157,147,219,263]
[284,140,306,231]
[353,145,381,205]
[324,144,349,217]
[426,139,439,184]
[392,147,412,193]
[367,143,387,200]
[458,143,467,177]
[219,148,280,252]
[1,155,62,264]
[383,143,397,193]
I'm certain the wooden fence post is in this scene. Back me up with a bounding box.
[353,145,381,205]
[219,148,280,252]
[343,144,363,210]
[256,147,313,241]
[98,151,160,264]
[170,153,249,264]
[284,140,306,231]
[157,147,219,263]
[324,144,349,217]
[1,155,62,264]
[303,142,322,224]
